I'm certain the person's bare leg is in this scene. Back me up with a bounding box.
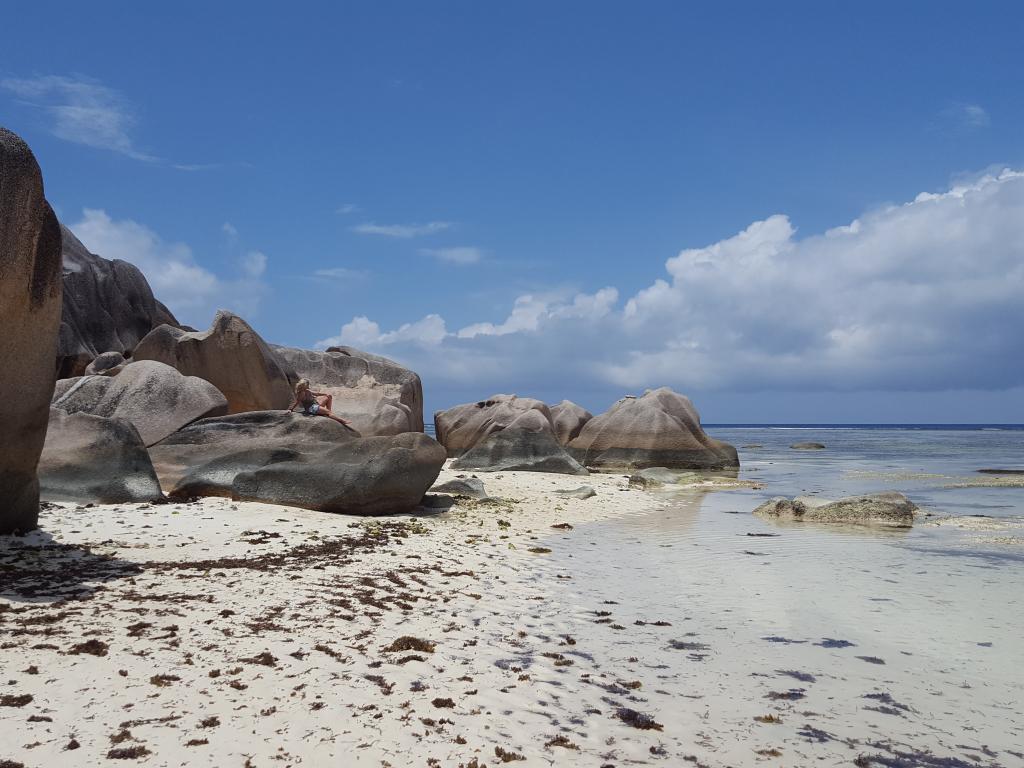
[318,407,348,427]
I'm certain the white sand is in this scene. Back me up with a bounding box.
[2,465,1022,767]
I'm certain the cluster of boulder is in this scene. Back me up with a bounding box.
[0,126,742,533]
[433,388,738,475]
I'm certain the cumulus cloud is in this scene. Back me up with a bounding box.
[351,221,451,238]
[315,169,1024,398]
[420,246,483,265]
[70,209,269,327]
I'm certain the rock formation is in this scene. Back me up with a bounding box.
[430,477,489,499]
[752,492,918,527]
[83,350,127,376]
[791,442,826,450]
[0,127,64,534]
[435,395,552,456]
[568,387,738,470]
[38,409,163,504]
[52,360,228,446]
[133,311,292,413]
[549,400,593,445]
[272,345,424,435]
[149,411,445,515]
[57,224,178,378]
[436,397,586,474]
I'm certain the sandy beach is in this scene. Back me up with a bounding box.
[4,458,1022,767]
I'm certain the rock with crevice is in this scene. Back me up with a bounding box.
[451,411,588,475]
[51,360,228,446]
[549,400,593,445]
[84,351,127,376]
[38,408,162,504]
[568,387,738,471]
[133,311,292,413]
[0,127,64,534]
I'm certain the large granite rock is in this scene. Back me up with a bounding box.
[549,400,593,445]
[149,411,445,515]
[0,127,63,534]
[451,412,588,475]
[51,360,228,446]
[133,311,292,413]
[752,492,917,527]
[568,387,738,471]
[57,225,178,378]
[38,409,162,504]
[435,395,553,457]
[84,350,127,376]
[271,345,424,435]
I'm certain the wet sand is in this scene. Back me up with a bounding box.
[2,464,1023,767]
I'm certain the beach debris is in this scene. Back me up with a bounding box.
[615,707,664,730]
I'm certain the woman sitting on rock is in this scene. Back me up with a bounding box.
[288,379,351,427]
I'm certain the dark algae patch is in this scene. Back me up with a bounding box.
[68,639,109,656]
[383,636,436,653]
[616,707,663,730]
[0,694,32,707]
[107,745,151,759]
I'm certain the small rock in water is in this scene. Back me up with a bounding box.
[790,442,826,450]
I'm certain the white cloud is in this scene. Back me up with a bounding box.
[961,104,990,128]
[317,169,1024,398]
[316,314,448,349]
[69,209,269,327]
[2,74,158,161]
[241,250,267,278]
[419,246,483,265]
[312,267,367,281]
[351,221,451,238]
[336,203,359,215]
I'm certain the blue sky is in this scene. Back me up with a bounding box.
[4,2,1024,422]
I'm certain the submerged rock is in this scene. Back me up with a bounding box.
[271,345,424,435]
[52,360,228,447]
[430,476,488,499]
[38,409,162,504]
[628,467,696,488]
[0,127,64,534]
[568,387,738,471]
[133,311,292,413]
[752,492,917,527]
[151,411,446,515]
[790,442,826,450]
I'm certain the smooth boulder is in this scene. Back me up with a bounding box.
[568,387,738,471]
[84,350,127,376]
[51,360,228,446]
[435,394,552,457]
[549,400,593,445]
[38,409,162,504]
[752,492,917,527]
[450,409,587,475]
[272,345,424,435]
[0,127,63,534]
[57,224,178,378]
[150,411,445,515]
[133,311,292,413]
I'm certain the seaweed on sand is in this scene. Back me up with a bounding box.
[382,636,435,653]
[616,707,663,730]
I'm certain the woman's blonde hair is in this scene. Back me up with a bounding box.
[295,378,310,393]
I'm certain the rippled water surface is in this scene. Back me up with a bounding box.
[529,428,1024,764]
